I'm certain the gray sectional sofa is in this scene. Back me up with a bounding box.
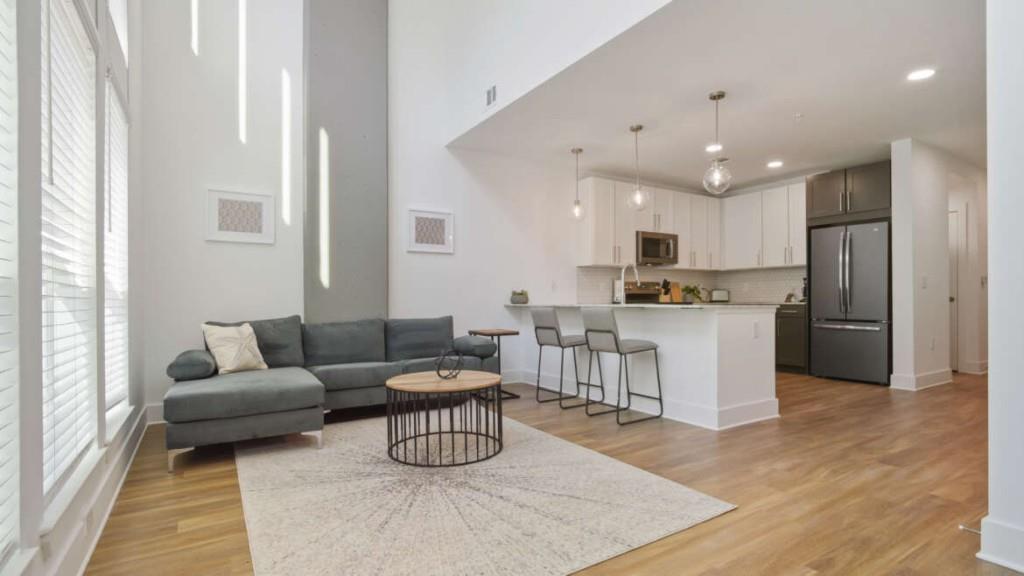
[163,315,497,471]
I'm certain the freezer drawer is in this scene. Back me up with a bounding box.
[810,321,889,384]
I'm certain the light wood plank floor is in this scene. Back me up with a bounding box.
[86,372,1017,575]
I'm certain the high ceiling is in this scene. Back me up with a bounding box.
[450,0,985,191]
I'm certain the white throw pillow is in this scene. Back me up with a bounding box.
[202,323,269,374]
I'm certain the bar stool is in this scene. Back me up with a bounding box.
[581,307,664,425]
[530,307,591,409]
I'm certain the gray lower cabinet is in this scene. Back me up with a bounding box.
[776,304,808,371]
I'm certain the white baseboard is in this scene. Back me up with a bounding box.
[958,360,988,375]
[890,369,953,391]
[145,402,164,424]
[979,516,1024,573]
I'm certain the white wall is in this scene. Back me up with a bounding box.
[981,0,1024,570]
[890,139,984,390]
[140,0,304,410]
[390,1,590,373]
[435,0,671,141]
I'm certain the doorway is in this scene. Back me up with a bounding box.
[948,210,960,372]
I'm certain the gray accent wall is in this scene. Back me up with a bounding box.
[304,0,388,322]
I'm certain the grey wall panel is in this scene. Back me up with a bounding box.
[304,0,388,322]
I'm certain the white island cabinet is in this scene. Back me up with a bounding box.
[503,304,779,431]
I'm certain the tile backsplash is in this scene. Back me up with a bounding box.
[577,266,805,304]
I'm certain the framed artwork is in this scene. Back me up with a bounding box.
[206,189,276,244]
[407,208,454,254]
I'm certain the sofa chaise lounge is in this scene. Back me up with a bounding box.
[163,315,497,471]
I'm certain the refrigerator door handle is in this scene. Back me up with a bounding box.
[844,232,852,311]
[813,323,882,332]
[837,229,846,313]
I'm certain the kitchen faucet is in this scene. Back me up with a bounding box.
[620,262,640,303]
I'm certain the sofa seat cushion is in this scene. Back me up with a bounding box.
[307,362,401,392]
[303,319,386,366]
[400,355,481,375]
[163,367,324,423]
[386,316,454,361]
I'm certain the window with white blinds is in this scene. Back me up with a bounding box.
[0,0,17,564]
[104,80,128,412]
[41,0,97,495]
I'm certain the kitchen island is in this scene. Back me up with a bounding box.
[503,304,778,430]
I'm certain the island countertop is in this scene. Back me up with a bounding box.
[504,303,779,311]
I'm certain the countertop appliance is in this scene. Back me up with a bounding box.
[809,221,890,384]
[620,281,663,304]
[636,231,678,266]
[709,289,730,303]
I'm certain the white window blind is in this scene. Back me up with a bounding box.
[104,80,128,412]
[41,0,97,495]
[0,0,17,564]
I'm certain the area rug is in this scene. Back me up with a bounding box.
[234,416,734,576]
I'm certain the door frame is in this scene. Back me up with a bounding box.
[948,208,962,372]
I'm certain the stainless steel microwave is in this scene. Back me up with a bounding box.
[636,231,678,266]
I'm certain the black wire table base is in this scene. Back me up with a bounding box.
[386,384,503,467]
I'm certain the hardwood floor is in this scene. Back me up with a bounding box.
[86,372,1016,575]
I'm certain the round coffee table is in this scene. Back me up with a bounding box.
[386,370,503,467]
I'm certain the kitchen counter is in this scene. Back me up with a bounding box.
[502,303,779,430]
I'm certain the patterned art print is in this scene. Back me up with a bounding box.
[408,209,454,253]
[218,198,264,234]
[206,189,275,244]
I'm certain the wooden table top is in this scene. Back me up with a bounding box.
[468,328,520,337]
[386,370,502,393]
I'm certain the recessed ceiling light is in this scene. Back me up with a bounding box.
[907,68,936,81]
[705,143,723,153]
[767,160,783,169]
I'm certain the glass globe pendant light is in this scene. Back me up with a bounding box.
[703,91,733,195]
[569,147,585,221]
[703,157,732,195]
[627,125,650,211]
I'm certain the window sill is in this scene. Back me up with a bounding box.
[105,402,131,444]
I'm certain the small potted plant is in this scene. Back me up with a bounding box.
[510,290,529,305]
[681,284,704,304]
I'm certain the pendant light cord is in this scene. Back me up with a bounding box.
[634,129,640,190]
[715,99,720,144]
[575,150,580,201]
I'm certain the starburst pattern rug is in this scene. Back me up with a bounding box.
[235,415,734,576]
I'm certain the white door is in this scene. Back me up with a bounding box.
[691,195,709,269]
[722,192,763,269]
[614,181,654,265]
[673,193,693,268]
[654,188,675,233]
[788,182,807,265]
[948,210,959,371]
[707,197,722,269]
[762,186,790,267]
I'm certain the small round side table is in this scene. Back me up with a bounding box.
[469,328,520,399]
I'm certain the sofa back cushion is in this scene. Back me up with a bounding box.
[206,315,304,368]
[386,316,454,361]
[303,318,386,366]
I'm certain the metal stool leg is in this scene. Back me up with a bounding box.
[616,348,664,425]
[585,350,619,417]
[537,345,583,404]
[558,346,587,409]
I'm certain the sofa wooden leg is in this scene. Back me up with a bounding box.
[167,448,193,474]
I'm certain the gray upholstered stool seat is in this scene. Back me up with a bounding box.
[530,307,592,409]
[580,308,664,425]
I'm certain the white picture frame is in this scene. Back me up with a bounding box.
[206,189,276,244]
[407,208,454,254]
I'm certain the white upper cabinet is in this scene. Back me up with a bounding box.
[690,195,709,269]
[673,193,694,268]
[614,181,654,265]
[787,182,807,265]
[707,197,722,270]
[575,177,616,266]
[723,192,763,269]
[652,187,675,233]
[762,186,790,267]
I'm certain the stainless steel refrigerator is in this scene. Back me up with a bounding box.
[809,221,890,384]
